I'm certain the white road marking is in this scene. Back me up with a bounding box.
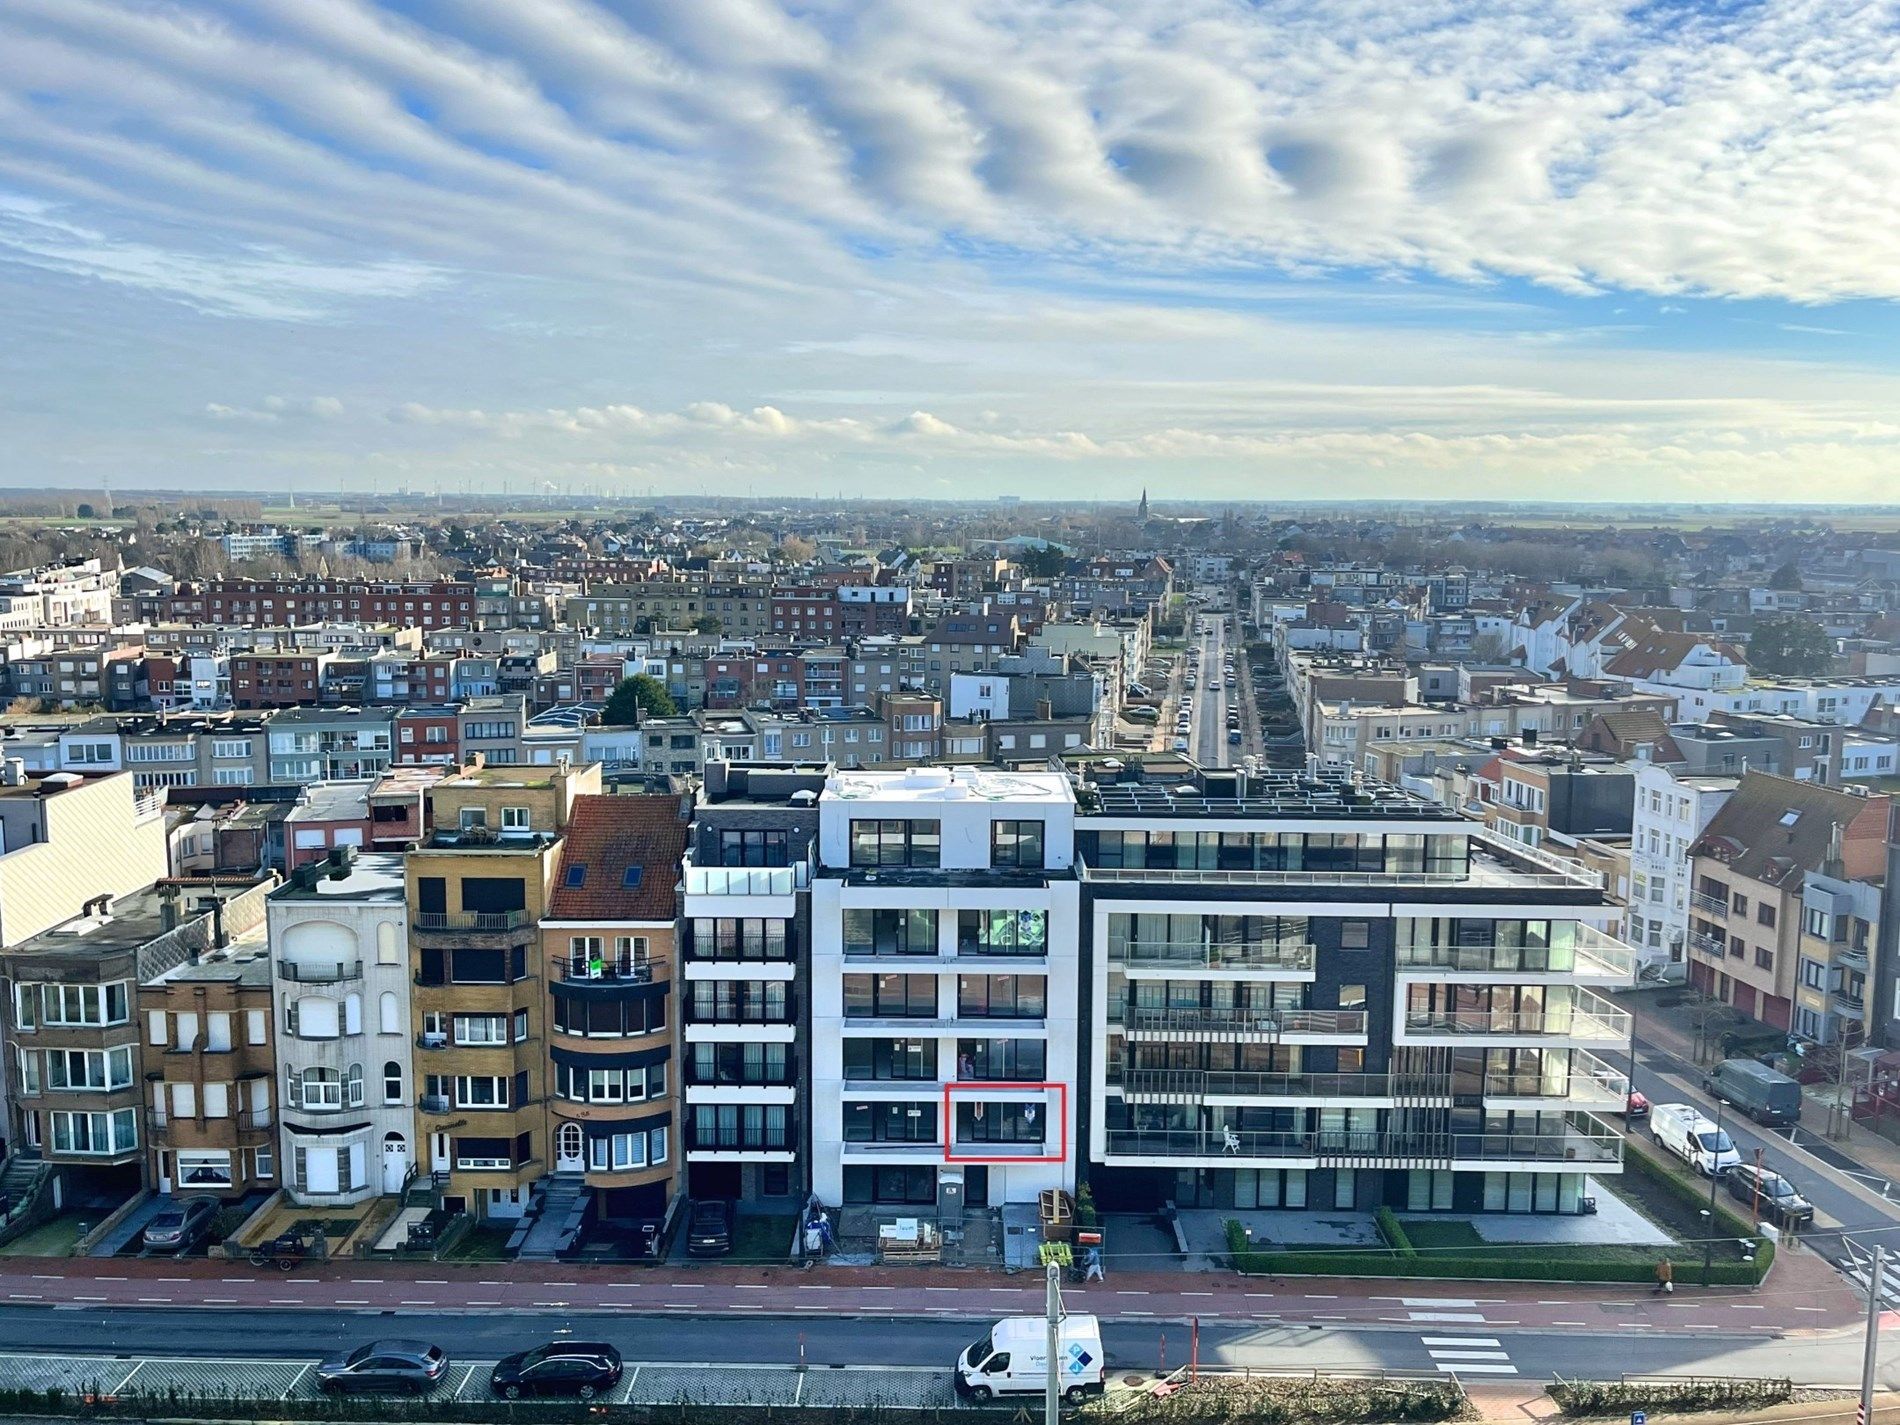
[1435,1363,1519,1375]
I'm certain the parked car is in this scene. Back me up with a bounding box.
[141,1195,219,1254]
[1624,1089,1651,1121]
[1171,737,1190,752]
[316,1340,451,1395]
[1227,731,1243,745]
[1651,1101,1740,1176]
[1724,1163,1814,1226]
[1703,1058,1803,1127]
[491,1342,624,1399]
[687,1198,733,1257]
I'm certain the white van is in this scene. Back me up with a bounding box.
[955,1315,1107,1403]
[1651,1101,1740,1176]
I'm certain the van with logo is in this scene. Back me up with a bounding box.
[955,1315,1106,1403]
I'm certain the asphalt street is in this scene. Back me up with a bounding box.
[1628,1030,1900,1297]
[0,1305,1880,1386]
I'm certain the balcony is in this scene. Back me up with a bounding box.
[1688,929,1728,958]
[412,910,533,936]
[557,955,668,986]
[276,959,363,984]
[1111,941,1316,975]
[1402,993,1631,1042]
[685,1126,797,1155]
[1081,829,1602,892]
[420,1093,451,1113]
[1835,945,1871,973]
[1104,1118,1623,1166]
[1690,892,1730,919]
[1113,1068,1449,1102]
[683,858,810,897]
[1483,1050,1629,1106]
[686,992,799,1026]
[1122,1006,1368,1040]
[684,1057,799,1088]
[1396,930,1635,981]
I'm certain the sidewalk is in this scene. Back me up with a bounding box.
[0,1242,1859,1333]
[1630,986,1900,1185]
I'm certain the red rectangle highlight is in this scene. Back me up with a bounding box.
[942,1080,1068,1165]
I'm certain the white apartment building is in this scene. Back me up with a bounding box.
[1077,768,1634,1217]
[1627,763,1738,980]
[267,852,417,1205]
[810,766,1081,1210]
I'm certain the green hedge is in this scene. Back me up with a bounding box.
[1550,1377,1793,1417]
[1373,1206,1415,1258]
[1622,1143,1759,1239]
[1225,1218,1773,1286]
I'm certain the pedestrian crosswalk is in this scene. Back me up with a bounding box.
[1838,1238,1900,1309]
[1421,1336,1517,1376]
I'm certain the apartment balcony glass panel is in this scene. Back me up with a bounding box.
[686,1043,795,1087]
[685,982,795,1025]
[955,909,1048,958]
[687,1104,794,1152]
[842,908,939,958]
[688,918,793,962]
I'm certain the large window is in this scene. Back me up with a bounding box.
[586,1124,669,1172]
[957,909,1047,957]
[990,820,1045,869]
[843,1164,936,1204]
[842,908,938,956]
[955,1100,1044,1144]
[416,946,528,985]
[289,1064,364,1111]
[844,974,939,1018]
[689,1042,790,1086]
[46,1047,134,1091]
[690,918,791,961]
[849,819,940,868]
[49,1108,137,1155]
[40,982,130,1027]
[843,1037,937,1081]
[843,1100,939,1143]
[551,992,666,1038]
[719,829,789,867]
[957,975,1046,1019]
[956,1038,1045,1081]
[554,1062,666,1104]
[688,981,790,1024]
[690,1103,790,1151]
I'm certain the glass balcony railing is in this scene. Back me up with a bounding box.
[1111,941,1316,972]
[683,858,810,897]
[1104,1117,1623,1164]
[1112,1068,1446,1100]
[1123,1006,1368,1038]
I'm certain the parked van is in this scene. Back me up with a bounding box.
[1703,1058,1803,1127]
[1651,1101,1741,1176]
[955,1315,1106,1403]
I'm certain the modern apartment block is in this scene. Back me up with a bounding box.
[681,763,822,1202]
[541,795,688,1225]
[1076,767,1634,1216]
[409,761,598,1220]
[810,766,1081,1210]
[269,851,415,1206]
[1626,762,1737,979]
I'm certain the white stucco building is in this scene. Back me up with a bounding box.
[809,766,1081,1210]
[267,851,417,1205]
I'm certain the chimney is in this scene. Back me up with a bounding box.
[160,883,181,934]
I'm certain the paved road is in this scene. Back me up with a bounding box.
[1193,615,1232,768]
[1630,1030,1900,1297]
[0,1305,1881,1387]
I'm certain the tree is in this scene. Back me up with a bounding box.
[1748,614,1835,677]
[692,615,723,636]
[601,674,678,724]
[1015,544,1071,579]
[1769,561,1804,591]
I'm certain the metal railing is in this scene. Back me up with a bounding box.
[686,1127,796,1152]
[684,1058,798,1088]
[1104,1121,1623,1164]
[1113,1068,1447,1100]
[685,992,798,1025]
[276,959,363,983]
[1124,1006,1368,1038]
[1688,929,1728,958]
[412,910,531,933]
[1112,940,1316,972]
[558,955,667,985]
[683,859,810,897]
[1484,1050,1629,1101]
[1690,891,1731,918]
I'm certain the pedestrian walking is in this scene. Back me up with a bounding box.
[1654,1257,1674,1295]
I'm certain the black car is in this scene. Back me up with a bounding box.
[491,1342,623,1399]
[141,1195,219,1253]
[1725,1163,1815,1225]
[315,1340,451,1395]
[687,1198,733,1257]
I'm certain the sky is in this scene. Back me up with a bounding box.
[2,0,1899,504]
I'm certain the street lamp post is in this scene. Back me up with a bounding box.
[1702,1097,1728,1287]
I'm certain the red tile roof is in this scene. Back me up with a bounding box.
[548,794,687,921]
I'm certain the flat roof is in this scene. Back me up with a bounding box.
[271,851,407,900]
[824,766,1073,806]
[1086,770,1446,822]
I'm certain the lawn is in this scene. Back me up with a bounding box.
[438,1224,513,1262]
[730,1213,796,1265]
[0,1212,88,1257]
[1395,1220,1483,1251]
